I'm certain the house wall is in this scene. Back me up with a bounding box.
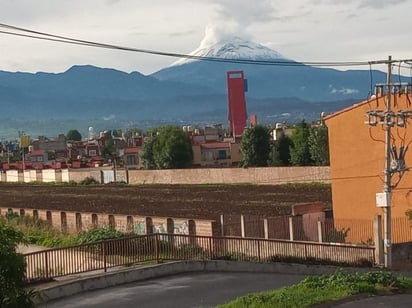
[23,170,37,183]
[326,94,412,237]
[6,170,20,182]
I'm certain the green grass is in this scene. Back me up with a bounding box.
[217,270,412,308]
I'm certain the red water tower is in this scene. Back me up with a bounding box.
[227,70,248,137]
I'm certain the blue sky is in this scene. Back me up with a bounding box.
[1,0,411,75]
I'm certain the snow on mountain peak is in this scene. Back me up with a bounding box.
[171,35,287,67]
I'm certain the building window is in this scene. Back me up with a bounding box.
[126,155,137,166]
[218,150,227,160]
[89,149,97,157]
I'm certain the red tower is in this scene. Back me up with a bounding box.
[227,70,247,137]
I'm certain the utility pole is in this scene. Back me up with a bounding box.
[365,56,412,268]
[383,55,392,269]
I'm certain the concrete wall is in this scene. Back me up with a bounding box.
[0,206,215,237]
[127,166,330,185]
[0,166,330,185]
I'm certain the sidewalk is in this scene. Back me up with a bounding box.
[330,293,412,307]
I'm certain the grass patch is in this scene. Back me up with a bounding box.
[217,270,412,308]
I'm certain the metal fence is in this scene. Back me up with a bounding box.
[24,233,375,284]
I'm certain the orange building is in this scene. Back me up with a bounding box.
[325,92,412,229]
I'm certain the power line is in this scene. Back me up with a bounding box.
[1,22,410,68]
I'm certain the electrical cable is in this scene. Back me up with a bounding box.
[0,22,409,68]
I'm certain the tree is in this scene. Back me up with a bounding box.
[240,125,271,167]
[141,125,193,169]
[309,124,330,166]
[66,129,82,141]
[289,120,313,166]
[101,130,115,160]
[269,134,292,166]
[0,218,35,307]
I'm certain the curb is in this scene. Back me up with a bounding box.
[32,260,374,304]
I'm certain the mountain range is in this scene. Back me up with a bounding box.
[0,36,397,137]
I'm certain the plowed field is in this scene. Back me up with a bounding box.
[0,183,331,219]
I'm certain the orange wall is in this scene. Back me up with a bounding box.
[326,93,412,221]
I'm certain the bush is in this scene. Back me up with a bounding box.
[0,218,37,307]
[324,227,350,243]
[76,227,127,244]
[79,177,100,185]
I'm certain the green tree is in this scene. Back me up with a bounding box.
[309,124,330,166]
[101,130,115,161]
[269,134,292,166]
[66,129,82,141]
[0,218,35,307]
[240,125,271,167]
[290,120,313,166]
[141,125,193,169]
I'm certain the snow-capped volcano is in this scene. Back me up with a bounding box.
[171,36,287,67]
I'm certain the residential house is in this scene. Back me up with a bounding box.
[324,91,412,225]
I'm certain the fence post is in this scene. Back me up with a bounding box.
[208,237,213,260]
[155,233,160,263]
[44,251,49,280]
[374,215,384,266]
[289,217,294,241]
[102,241,107,273]
[317,220,323,243]
[220,214,225,237]
[241,215,245,238]
[257,240,261,262]
[263,219,269,239]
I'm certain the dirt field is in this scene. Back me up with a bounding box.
[0,183,332,219]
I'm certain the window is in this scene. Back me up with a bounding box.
[126,155,137,166]
[218,150,227,160]
[88,149,97,157]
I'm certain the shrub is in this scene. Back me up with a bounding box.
[76,227,126,244]
[0,218,37,307]
[79,177,100,185]
[324,227,350,243]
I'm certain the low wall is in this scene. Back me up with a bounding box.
[0,207,216,237]
[0,166,330,185]
[127,166,330,185]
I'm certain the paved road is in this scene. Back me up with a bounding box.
[39,272,306,308]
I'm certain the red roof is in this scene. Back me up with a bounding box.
[30,149,45,156]
[124,147,140,154]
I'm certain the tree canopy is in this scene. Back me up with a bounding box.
[269,134,291,166]
[66,129,82,141]
[290,121,313,166]
[240,125,272,167]
[141,125,193,169]
[309,124,330,166]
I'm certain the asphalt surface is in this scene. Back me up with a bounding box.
[38,272,306,308]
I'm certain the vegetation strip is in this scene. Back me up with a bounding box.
[217,270,412,308]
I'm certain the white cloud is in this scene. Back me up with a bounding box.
[0,0,411,74]
[330,87,359,95]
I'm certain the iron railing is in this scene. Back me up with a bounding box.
[24,233,375,284]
